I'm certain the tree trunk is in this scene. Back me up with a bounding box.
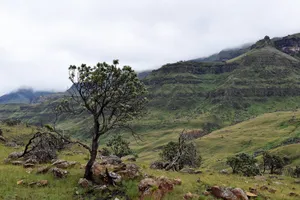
[84,117,100,181]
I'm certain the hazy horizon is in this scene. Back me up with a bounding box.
[1,0,300,95]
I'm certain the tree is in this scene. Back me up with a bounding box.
[160,133,202,171]
[263,152,285,174]
[106,134,133,158]
[64,60,147,181]
[226,153,260,176]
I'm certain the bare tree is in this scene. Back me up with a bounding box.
[60,60,147,181]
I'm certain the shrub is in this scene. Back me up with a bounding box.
[106,134,133,158]
[263,152,285,174]
[294,166,300,178]
[226,153,260,176]
[159,134,202,171]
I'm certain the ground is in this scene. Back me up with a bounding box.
[0,110,300,199]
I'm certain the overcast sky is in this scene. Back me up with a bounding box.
[1,0,300,95]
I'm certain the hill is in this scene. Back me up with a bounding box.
[0,88,55,104]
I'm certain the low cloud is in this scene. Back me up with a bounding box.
[1,0,300,95]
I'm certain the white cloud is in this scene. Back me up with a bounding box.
[1,0,300,95]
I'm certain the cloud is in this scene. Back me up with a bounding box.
[1,0,300,95]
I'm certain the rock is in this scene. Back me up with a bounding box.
[38,180,48,187]
[11,161,24,165]
[109,172,122,183]
[100,155,122,165]
[52,160,78,169]
[138,177,175,200]
[17,180,24,185]
[254,176,266,181]
[248,187,258,195]
[127,157,136,162]
[25,158,38,165]
[78,178,91,188]
[118,163,140,179]
[231,188,248,200]
[203,191,210,196]
[268,188,276,193]
[172,178,182,185]
[294,179,300,184]
[269,175,278,179]
[36,166,51,174]
[5,141,18,147]
[150,161,165,169]
[273,181,283,185]
[246,192,257,197]
[52,167,68,178]
[183,192,199,199]
[180,168,200,174]
[211,186,238,200]
[8,152,23,160]
[0,135,6,142]
[289,192,299,197]
[260,185,268,190]
[220,169,229,175]
[23,163,35,168]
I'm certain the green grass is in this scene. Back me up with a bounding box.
[1,109,300,199]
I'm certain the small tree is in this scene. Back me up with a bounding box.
[106,134,133,158]
[160,133,202,171]
[63,60,147,181]
[226,153,260,176]
[294,166,300,178]
[263,152,285,174]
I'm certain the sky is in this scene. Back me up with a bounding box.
[1,0,300,95]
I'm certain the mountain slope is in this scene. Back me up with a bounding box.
[0,89,54,104]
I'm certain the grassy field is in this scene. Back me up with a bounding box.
[1,109,300,199]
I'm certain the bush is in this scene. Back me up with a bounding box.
[294,166,300,178]
[226,153,260,176]
[263,152,285,174]
[106,134,133,158]
[159,134,202,171]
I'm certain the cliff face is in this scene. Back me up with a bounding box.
[144,35,300,112]
[274,34,300,57]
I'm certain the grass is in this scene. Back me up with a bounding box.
[1,109,300,199]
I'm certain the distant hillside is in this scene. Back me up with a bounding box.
[0,89,54,104]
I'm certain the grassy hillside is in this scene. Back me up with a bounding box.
[1,110,300,199]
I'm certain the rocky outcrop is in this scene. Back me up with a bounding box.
[138,176,175,200]
[210,186,249,200]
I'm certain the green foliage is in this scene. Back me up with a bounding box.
[160,134,202,170]
[159,141,178,162]
[263,152,286,174]
[106,134,133,158]
[226,153,260,176]
[294,166,300,178]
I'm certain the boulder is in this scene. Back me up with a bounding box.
[100,155,122,165]
[0,135,6,142]
[78,178,91,188]
[294,179,300,184]
[23,163,35,168]
[231,188,248,200]
[36,166,51,174]
[52,167,68,178]
[289,192,299,197]
[37,180,48,187]
[139,177,175,200]
[172,178,182,185]
[220,169,229,175]
[5,141,18,147]
[180,168,201,174]
[8,152,23,160]
[118,163,140,179]
[184,192,199,199]
[11,161,24,165]
[246,192,257,198]
[211,186,238,200]
[150,161,165,169]
[52,160,78,169]
[25,158,38,165]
